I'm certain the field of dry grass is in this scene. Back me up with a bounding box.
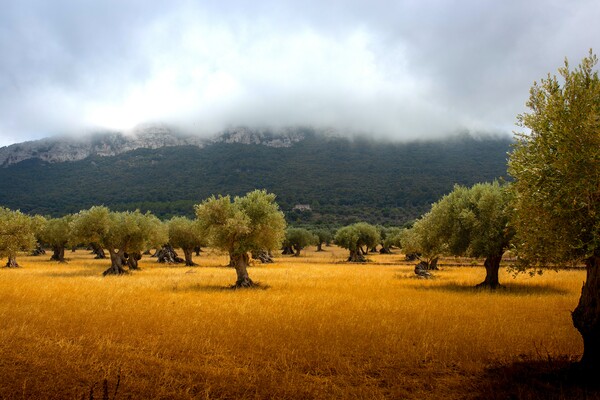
[0,246,596,399]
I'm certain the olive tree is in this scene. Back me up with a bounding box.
[402,182,513,286]
[379,226,402,254]
[283,228,317,257]
[334,222,380,262]
[400,214,446,270]
[0,207,37,268]
[508,52,600,369]
[40,215,73,262]
[195,190,286,288]
[312,228,333,252]
[71,206,167,275]
[167,216,206,266]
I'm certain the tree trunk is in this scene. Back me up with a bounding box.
[476,254,502,289]
[316,242,324,252]
[31,244,46,256]
[183,248,197,266]
[293,246,301,257]
[5,256,19,268]
[348,249,367,262]
[379,246,392,254]
[194,246,202,256]
[428,257,439,270]
[281,246,294,255]
[156,244,184,264]
[50,245,66,262]
[127,252,142,270]
[252,250,274,263]
[103,249,127,276]
[230,252,256,288]
[572,255,600,371]
[91,242,106,259]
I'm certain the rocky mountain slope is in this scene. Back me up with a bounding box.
[0,125,308,167]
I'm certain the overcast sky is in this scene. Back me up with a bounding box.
[0,0,598,147]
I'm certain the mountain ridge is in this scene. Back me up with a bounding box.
[0,128,512,226]
[0,125,311,167]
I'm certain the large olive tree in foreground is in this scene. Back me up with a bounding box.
[0,207,37,268]
[335,222,380,262]
[508,52,600,370]
[195,190,286,288]
[167,216,206,266]
[402,182,513,287]
[71,206,166,275]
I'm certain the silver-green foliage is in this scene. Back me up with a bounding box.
[508,51,600,266]
[0,207,37,265]
[194,189,286,257]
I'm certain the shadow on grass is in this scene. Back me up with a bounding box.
[410,282,570,296]
[471,357,600,400]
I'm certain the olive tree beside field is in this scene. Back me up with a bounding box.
[0,207,37,268]
[508,52,600,370]
[401,182,513,288]
[195,190,286,288]
[71,206,167,275]
[167,216,206,266]
[40,215,74,263]
[283,228,316,257]
[334,222,380,262]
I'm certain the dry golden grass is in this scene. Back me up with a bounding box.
[0,246,594,399]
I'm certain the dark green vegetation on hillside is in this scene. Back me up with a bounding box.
[0,133,511,226]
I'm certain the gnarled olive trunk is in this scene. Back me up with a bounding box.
[91,242,106,259]
[126,252,142,270]
[230,252,256,288]
[316,242,324,252]
[252,250,274,263]
[282,246,294,255]
[379,246,392,254]
[293,246,301,257]
[572,255,600,371]
[348,249,367,262]
[50,245,66,262]
[31,244,46,256]
[183,248,197,266]
[5,256,19,268]
[103,249,127,276]
[476,254,502,289]
[194,246,202,256]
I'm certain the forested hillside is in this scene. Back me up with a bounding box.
[0,132,511,226]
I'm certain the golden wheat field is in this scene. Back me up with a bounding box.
[0,246,595,399]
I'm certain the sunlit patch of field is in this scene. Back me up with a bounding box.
[0,246,589,399]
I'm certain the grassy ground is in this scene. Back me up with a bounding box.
[0,247,596,399]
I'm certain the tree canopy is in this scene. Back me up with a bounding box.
[195,189,286,287]
[508,51,600,369]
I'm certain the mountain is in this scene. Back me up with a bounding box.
[0,125,307,167]
[0,126,512,227]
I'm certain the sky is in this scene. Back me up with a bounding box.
[1,0,599,147]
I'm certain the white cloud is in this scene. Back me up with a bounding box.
[0,0,599,144]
